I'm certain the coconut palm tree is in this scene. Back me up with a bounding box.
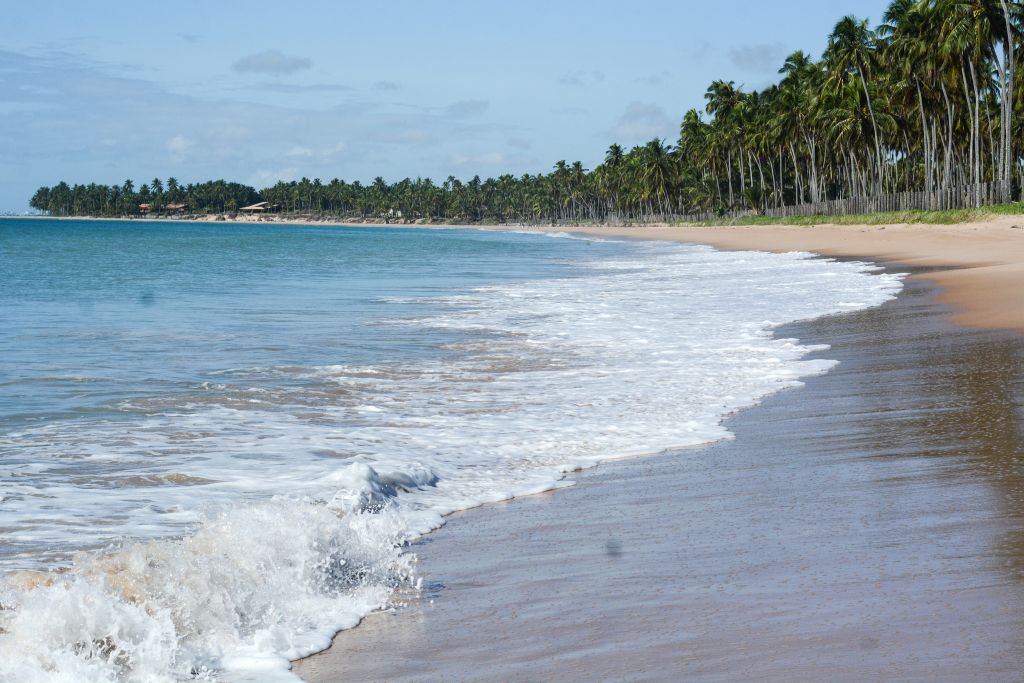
[825,15,886,193]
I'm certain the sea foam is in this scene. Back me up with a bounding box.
[0,237,902,681]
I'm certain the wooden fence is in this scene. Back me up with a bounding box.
[672,180,1013,223]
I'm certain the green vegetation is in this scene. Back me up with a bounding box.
[30,179,258,218]
[30,1,1024,223]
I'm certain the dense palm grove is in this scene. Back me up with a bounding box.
[31,1,1024,223]
[30,179,260,218]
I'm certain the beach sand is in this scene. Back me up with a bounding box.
[486,218,1024,332]
[295,226,1024,681]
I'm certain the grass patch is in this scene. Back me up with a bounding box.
[680,202,1024,227]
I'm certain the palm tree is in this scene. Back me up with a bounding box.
[705,80,746,207]
[825,15,885,193]
[639,139,675,218]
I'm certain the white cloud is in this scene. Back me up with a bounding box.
[365,128,435,145]
[286,145,314,158]
[165,134,193,161]
[635,71,671,86]
[609,102,674,144]
[231,50,311,76]
[727,43,787,74]
[688,40,714,63]
[444,100,489,118]
[557,70,605,87]
[552,106,589,116]
[285,142,345,160]
[239,82,352,94]
[447,150,537,171]
[451,151,507,167]
[246,167,300,188]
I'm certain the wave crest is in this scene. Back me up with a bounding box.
[0,464,422,682]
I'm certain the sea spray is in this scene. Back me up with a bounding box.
[0,465,427,682]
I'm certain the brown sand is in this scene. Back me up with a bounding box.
[295,250,1024,680]
[480,217,1024,333]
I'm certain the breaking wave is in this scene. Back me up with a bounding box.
[0,235,902,681]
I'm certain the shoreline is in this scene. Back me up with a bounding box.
[9,213,1024,331]
[10,215,1023,678]
[474,219,1024,333]
[290,219,1024,680]
[297,270,1024,682]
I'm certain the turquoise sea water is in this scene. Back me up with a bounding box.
[0,220,621,564]
[1,219,600,434]
[0,218,902,681]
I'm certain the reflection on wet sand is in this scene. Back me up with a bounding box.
[297,273,1024,682]
[926,322,1024,581]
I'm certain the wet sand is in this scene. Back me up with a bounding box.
[296,272,1024,681]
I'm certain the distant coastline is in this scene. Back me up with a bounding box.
[10,200,1024,228]
[11,211,1024,334]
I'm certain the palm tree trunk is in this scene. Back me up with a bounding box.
[726,149,734,207]
[789,143,802,205]
[940,80,955,190]
[916,78,931,193]
[856,65,884,194]
[1001,0,1015,193]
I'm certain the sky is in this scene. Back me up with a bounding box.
[0,0,892,212]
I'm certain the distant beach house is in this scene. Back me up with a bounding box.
[138,203,187,214]
[240,201,277,213]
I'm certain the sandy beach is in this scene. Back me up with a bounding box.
[479,217,1024,333]
[294,218,1024,681]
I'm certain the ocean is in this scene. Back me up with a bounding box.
[0,218,902,681]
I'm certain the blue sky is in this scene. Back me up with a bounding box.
[1,0,891,211]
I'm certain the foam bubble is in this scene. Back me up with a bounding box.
[0,466,419,682]
[0,239,903,680]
